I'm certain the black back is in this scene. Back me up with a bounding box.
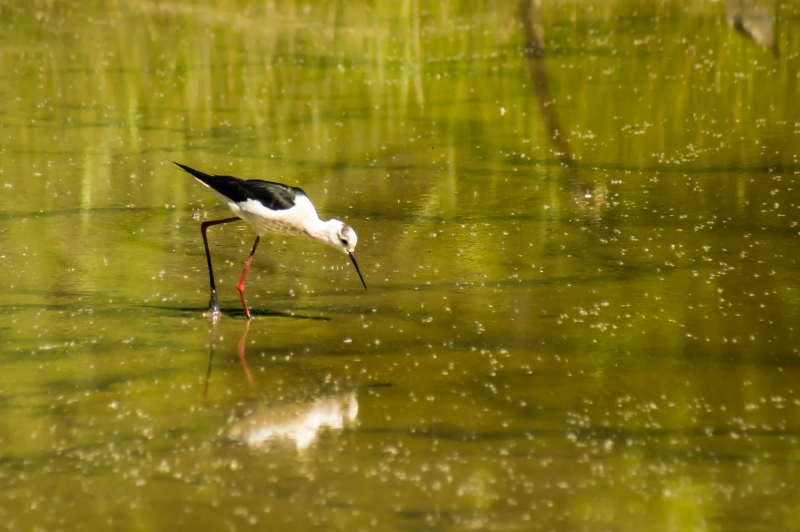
[174,162,305,211]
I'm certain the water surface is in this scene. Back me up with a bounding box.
[1,0,800,530]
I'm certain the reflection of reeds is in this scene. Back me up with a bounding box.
[6,0,796,179]
[8,1,794,178]
[519,0,575,167]
[2,0,798,308]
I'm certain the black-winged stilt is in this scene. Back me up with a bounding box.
[175,162,367,320]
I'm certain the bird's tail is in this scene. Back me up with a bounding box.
[175,161,252,205]
[173,162,216,187]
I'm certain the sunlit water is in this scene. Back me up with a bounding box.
[1,0,800,529]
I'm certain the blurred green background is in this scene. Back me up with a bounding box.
[1,0,800,530]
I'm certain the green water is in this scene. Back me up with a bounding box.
[2,0,800,529]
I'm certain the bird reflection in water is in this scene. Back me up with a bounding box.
[228,391,358,451]
[203,319,256,399]
[204,320,358,451]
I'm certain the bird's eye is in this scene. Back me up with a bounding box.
[341,239,348,246]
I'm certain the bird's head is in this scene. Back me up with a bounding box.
[333,220,358,254]
[325,219,366,290]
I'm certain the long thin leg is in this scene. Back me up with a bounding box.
[201,217,241,318]
[237,236,261,320]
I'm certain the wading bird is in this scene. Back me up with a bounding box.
[175,162,366,320]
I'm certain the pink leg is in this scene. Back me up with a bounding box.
[237,236,261,320]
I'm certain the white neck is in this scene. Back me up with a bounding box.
[305,218,339,248]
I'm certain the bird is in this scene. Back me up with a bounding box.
[175,162,367,320]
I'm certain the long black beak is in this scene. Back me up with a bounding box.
[349,252,367,290]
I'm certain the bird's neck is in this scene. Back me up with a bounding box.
[305,218,336,247]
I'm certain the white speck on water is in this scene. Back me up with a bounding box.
[500,107,506,116]
[343,338,352,343]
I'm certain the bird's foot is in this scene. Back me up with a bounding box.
[204,307,222,323]
[204,291,222,322]
[237,289,252,321]
[204,308,222,324]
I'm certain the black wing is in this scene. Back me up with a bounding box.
[174,162,306,211]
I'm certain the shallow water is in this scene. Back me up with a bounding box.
[2,0,800,529]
